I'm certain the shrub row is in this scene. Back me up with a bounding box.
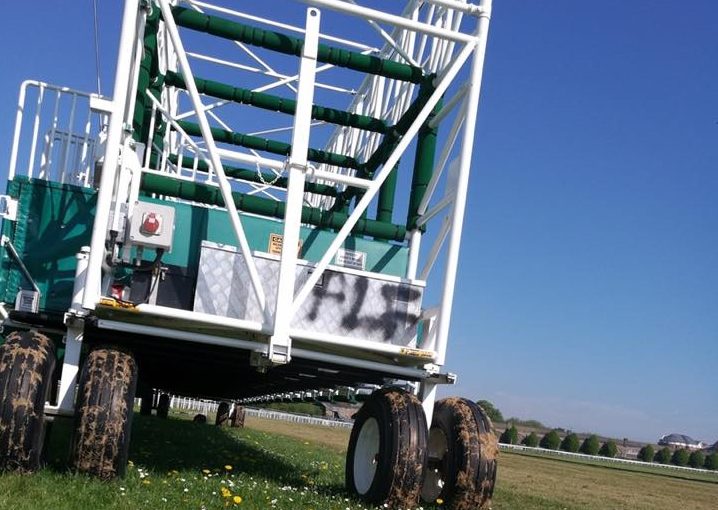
[500,426,718,470]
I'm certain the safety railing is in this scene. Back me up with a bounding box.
[8,80,107,187]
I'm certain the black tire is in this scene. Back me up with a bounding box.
[215,401,230,426]
[0,331,56,472]
[156,393,170,419]
[70,347,137,479]
[346,387,427,508]
[421,398,498,510]
[138,385,153,416]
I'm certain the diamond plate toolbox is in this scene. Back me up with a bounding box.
[193,241,424,346]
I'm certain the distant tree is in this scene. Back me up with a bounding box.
[499,425,518,445]
[671,449,690,467]
[540,430,561,450]
[637,445,655,463]
[476,400,504,423]
[704,453,718,470]
[599,440,618,458]
[579,435,600,456]
[560,433,580,453]
[653,447,672,464]
[522,432,539,447]
[688,450,705,469]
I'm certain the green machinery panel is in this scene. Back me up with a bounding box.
[0,177,409,313]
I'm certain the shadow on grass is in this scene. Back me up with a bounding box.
[44,413,340,492]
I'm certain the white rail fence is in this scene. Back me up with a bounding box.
[499,443,718,477]
[137,394,717,476]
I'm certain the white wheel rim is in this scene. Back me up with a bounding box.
[353,417,380,495]
[421,427,448,502]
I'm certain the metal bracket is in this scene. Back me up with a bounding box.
[425,371,457,385]
[0,196,18,221]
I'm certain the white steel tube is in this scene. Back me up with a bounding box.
[292,347,430,379]
[301,0,475,43]
[158,0,267,314]
[27,83,46,179]
[270,7,321,363]
[309,168,372,189]
[82,0,142,310]
[434,0,491,365]
[292,37,477,313]
[416,193,454,228]
[427,0,484,16]
[8,81,33,181]
[406,230,422,279]
[420,215,451,280]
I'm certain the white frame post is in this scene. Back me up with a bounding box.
[268,7,321,365]
[433,0,492,365]
[82,0,144,310]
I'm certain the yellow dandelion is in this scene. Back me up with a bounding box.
[202,469,211,474]
[220,487,232,498]
[436,498,444,505]
[224,464,233,471]
[232,495,242,504]
[142,480,151,485]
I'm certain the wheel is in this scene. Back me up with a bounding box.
[0,331,56,472]
[156,393,170,418]
[346,387,427,508]
[70,347,138,479]
[138,385,153,416]
[421,398,498,510]
[215,401,230,426]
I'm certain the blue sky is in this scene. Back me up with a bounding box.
[0,1,716,443]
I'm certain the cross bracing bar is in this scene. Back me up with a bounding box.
[164,71,388,133]
[158,0,268,315]
[170,6,425,83]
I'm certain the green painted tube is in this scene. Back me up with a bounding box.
[171,6,424,83]
[133,8,161,143]
[141,172,406,241]
[177,120,361,170]
[376,162,399,223]
[165,72,388,134]
[406,93,441,231]
[166,154,340,197]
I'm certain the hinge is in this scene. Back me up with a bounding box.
[0,196,18,221]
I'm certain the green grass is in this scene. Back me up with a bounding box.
[0,413,716,510]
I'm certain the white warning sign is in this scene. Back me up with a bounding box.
[335,248,366,271]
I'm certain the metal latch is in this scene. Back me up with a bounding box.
[0,196,18,221]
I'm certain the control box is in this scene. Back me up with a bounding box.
[128,201,175,251]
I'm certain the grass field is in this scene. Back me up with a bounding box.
[0,413,715,509]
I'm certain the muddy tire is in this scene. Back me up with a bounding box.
[70,347,137,479]
[215,402,230,426]
[0,331,56,472]
[156,393,170,419]
[138,386,153,416]
[421,398,498,509]
[346,387,427,508]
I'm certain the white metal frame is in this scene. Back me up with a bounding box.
[3,0,493,415]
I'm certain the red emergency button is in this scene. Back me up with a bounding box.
[141,212,161,235]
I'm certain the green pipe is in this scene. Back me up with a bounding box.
[141,172,406,241]
[406,98,441,231]
[133,8,161,144]
[376,162,399,223]
[171,6,424,83]
[176,120,361,170]
[166,154,340,197]
[165,71,388,134]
